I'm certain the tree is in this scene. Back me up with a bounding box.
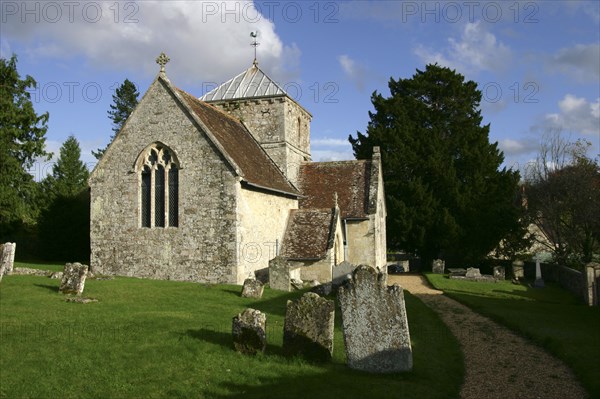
[524,131,600,266]
[92,79,139,159]
[349,64,521,266]
[42,135,89,198]
[38,136,90,262]
[0,54,49,237]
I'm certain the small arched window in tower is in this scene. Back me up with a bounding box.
[296,117,302,144]
[138,144,179,228]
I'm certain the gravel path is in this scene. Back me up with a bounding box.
[388,274,588,399]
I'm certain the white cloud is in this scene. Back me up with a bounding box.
[542,95,600,135]
[550,43,600,82]
[2,1,298,84]
[311,149,354,162]
[414,22,512,75]
[312,138,350,147]
[338,54,367,91]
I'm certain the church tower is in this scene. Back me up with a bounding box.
[200,62,312,187]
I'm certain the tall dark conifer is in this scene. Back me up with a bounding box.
[93,79,139,159]
[350,64,521,266]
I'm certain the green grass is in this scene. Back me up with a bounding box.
[0,268,464,399]
[425,273,600,398]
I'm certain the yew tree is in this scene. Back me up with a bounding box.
[349,64,521,266]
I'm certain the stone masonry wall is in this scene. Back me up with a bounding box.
[90,77,239,283]
[209,96,311,186]
[346,220,374,267]
[236,186,297,284]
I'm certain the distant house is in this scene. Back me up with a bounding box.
[89,54,386,284]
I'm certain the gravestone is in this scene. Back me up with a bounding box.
[432,259,445,274]
[465,267,481,278]
[0,243,16,281]
[585,262,600,306]
[493,266,505,281]
[232,308,267,355]
[338,265,412,373]
[283,292,335,361]
[59,263,89,295]
[269,256,290,291]
[241,278,264,298]
[533,256,545,288]
[512,260,524,279]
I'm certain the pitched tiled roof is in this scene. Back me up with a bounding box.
[175,87,298,196]
[200,64,286,101]
[298,161,373,219]
[281,208,336,260]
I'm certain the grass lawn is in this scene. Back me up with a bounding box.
[0,265,464,399]
[425,273,600,398]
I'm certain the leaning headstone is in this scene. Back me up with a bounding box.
[0,242,16,280]
[232,308,267,355]
[269,256,290,291]
[339,265,412,372]
[493,266,505,281]
[59,263,89,295]
[432,259,445,274]
[512,260,524,279]
[241,278,264,298]
[465,267,481,278]
[283,292,335,361]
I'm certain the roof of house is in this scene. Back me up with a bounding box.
[280,208,338,260]
[298,160,374,219]
[200,63,286,102]
[175,85,299,196]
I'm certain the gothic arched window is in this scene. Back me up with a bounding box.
[138,144,179,228]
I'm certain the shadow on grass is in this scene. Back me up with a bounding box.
[33,283,59,293]
[210,367,426,399]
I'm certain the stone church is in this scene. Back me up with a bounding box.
[89,53,386,284]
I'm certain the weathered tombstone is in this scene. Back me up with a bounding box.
[493,266,505,281]
[0,242,16,280]
[254,267,269,284]
[584,262,600,306]
[290,278,304,290]
[432,259,445,274]
[283,292,335,361]
[269,256,290,291]
[465,267,481,278]
[59,263,89,295]
[512,259,524,279]
[533,255,545,288]
[232,308,267,355]
[241,278,264,298]
[339,265,413,373]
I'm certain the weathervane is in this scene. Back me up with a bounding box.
[156,52,170,73]
[250,32,260,66]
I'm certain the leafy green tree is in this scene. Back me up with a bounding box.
[349,64,521,266]
[93,79,139,159]
[38,136,90,262]
[0,54,49,237]
[524,133,600,266]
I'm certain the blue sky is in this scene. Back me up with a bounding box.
[1,0,598,180]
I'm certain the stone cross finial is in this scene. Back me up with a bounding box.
[334,192,339,208]
[156,52,170,73]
